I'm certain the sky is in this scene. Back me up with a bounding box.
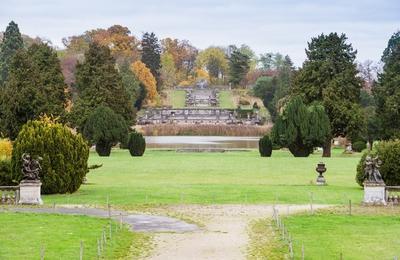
[1,0,399,66]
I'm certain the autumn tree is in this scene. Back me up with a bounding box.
[71,43,133,130]
[0,21,24,85]
[196,46,228,83]
[292,33,364,157]
[374,31,400,139]
[161,38,198,81]
[160,52,177,88]
[131,60,157,104]
[141,32,161,90]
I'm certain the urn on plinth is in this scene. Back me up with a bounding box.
[315,162,327,185]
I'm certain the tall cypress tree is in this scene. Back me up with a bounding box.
[292,33,363,157]
[374,31,400,139]
[141,32,161,90]
[71,42,133,129]
[0,21,24,85]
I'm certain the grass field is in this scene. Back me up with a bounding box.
[218,90,235,108]
[44,149,363,206]
[171,90,186,108]
[281,208,400,259]
[0,212,149,259]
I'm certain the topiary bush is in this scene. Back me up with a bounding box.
[352,140,367,152]
[356,140,400,186]
[127,131,146,156]
[83,106,128,156]
[11,119,89,194]
[259,135,272,157]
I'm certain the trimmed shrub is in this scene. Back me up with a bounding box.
[11,119,89,194]
[83,106,128,156]
[0,139,12,160]
[352,140,367,152]
[128,131,146,156]
[356,140,400,186]
[0,159,13,186]
[259,135,272,157]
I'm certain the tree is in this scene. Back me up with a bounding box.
[374,31,400,139]
[83,106,128,156]
[131,60,158,104]
[228,46,250,87]
[161,38,198,81]
[141,32,161,90]
[292,33,363,157]
[27,43,68,117]
[0,21,24,85]
[0,50,44,139]
[0,43,69,139]
[196,47,228,82]
[119,61,141,109]
[160,52,177,88]
[253,76,276,117]
[11,118,89,194]
[271,97,331,157]
[71,43,133,129]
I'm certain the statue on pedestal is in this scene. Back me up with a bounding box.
[364,155,384,184]
[21,153,42,181]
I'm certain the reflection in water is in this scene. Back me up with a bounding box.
[145,136,259,149]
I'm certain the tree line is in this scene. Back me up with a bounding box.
[0,21,399,157]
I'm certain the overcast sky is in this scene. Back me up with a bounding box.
[1,0,399,66]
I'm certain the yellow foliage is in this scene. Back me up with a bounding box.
[130,61,158,103]
[178,80,193,87]
[195,68,210,82]
[0,139,12,160]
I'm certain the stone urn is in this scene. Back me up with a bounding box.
[315,162,327,185]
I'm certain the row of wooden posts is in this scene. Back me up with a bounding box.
[39,200,124,259]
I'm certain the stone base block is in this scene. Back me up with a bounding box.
[363,183,386,205]
[316,176,326,186]
[18,180,43,205]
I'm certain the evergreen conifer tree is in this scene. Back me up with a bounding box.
[293,33,363,157]
[0,21,24,85]
[72,42,133,129]
[141,32,161,90]
[374,31,400,139]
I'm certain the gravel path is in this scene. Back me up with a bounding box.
[1,206,198,233]
[148,204,330,260]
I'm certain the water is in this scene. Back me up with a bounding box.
[145,136,259,149]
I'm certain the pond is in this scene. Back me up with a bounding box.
[145,136,259,149]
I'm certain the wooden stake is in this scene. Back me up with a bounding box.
[40,245,45,260]
[301,243,305,260]
[349,199,352,216]
[80,240,84,260]
[310,192,314,215]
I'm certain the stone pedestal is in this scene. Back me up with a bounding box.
[18,180,43,205]
[363,182,386,205]
[316,175,326,185]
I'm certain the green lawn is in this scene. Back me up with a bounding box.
[281,210,400,259]
[218,90,235,108]
[44,149,363,206]
[171,90,186,108]
[0,212,149,259]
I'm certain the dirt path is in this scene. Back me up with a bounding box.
[148,204,329,260]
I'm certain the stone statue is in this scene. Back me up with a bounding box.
[21,153,42,181]
[364,155,384,184]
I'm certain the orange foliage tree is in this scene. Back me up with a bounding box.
[131,61,158,103]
